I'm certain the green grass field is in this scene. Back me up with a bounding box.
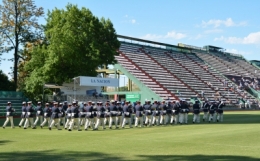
[1,111,260,161]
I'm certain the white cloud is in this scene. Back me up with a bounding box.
[131,19,136,24]
[214,31,260,44]
[204,29,223,34]
[122,15,137,24]
[141,31,187,41]
[165,31,187,39]
[201,18,247,28]
[225,49,250,55]
[194,34,203,40]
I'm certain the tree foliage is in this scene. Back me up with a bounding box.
[0,70,15,90]
[21,4,120,100]
[0,0,44,88]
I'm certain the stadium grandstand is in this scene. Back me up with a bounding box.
[114,35,260,107]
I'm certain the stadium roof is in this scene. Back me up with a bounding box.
[251,60,260,62]
[206,45,223,49]
[117,34,195,51]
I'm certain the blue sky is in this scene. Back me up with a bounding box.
[1,0,260,78]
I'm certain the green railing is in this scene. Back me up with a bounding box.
[190,97,202,104]
[247,87,260,100]
[0,91,23,98]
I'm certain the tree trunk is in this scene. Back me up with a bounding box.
[13,2,18,90]
[13,45,18,90]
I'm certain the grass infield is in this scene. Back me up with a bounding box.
[0,111,260,161]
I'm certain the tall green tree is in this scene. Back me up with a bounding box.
[22,4,120,100]
[0,0,44,88]
[0,70,15,90]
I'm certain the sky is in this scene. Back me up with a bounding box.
[1,0,260,79]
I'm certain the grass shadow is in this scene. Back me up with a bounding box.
[0,140,13,145]
[0,151,259,161]
[137,154,260,161]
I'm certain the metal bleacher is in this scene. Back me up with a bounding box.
[0,91,24,117]
[116,40,258,106]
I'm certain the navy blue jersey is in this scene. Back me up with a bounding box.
[173,103,180,115]
[25,106,34,118]
[202,102,210,112]
[143,104,152,115]
[96,105,106,118]
[35,106,43,116]
[134,105,144,117]
[193,103,200,114]
[43,107,52,118]
[109,105,118,117]
[66,108,72,119]
[117,105,123,116]
[83,105,93,118]
[123,105,132,117]
[159,104,167,115]
[58,107,65,117]
[51,107,61,119]
[151,104,159,116]
[70,106,79,118]
[6,106,15,116]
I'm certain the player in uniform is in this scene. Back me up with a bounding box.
[166,101,173,125]
[159,101,167,125]
[61,101,68,126]
[2,102,15,129]
[24,101,35,129]
[19,102,27,128]
[84,101,94,131]
[64,103,72,130]
[144,100,152,126]
[192,100,200,123]
[151,101,159,126]
[208,101,217,123]
[184,101,190,124]
[122,101,132,128]
[58,103,66,127]
[94,101,106,130]
[49,102,62,130]
[109,100,118,129]
[103,101,110,126]
[92,102,97,129]
[33,102,43,129]
[216,101,225,122]
[79,103,86,127]
[134,101,144,127]
[202,100,210,122]
[116,102,123,127]
[40,103,52,128]
[173,101,180,124]
[68,102,81,131]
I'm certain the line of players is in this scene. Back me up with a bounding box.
[2,99,225,130]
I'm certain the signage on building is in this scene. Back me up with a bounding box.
[79,76,119,87]
[126,94,140,102]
